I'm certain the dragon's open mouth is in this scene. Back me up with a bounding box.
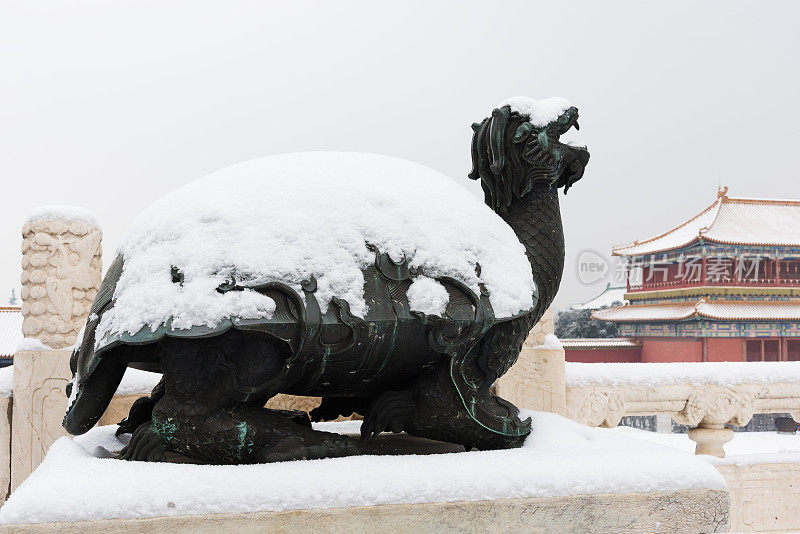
[554,116,589,193]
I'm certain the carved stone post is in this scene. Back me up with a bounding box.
[674,385,754,458]
[494,308,567,416]
[20,210,102,348]
[12,208,102,491]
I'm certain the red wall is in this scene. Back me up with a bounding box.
[565,348,641,363]
[641,338,703,362]
[706,338,743,362]
[564,338,745,363]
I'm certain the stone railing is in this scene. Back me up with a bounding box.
[565,362,800,457]
[1,207,104,502]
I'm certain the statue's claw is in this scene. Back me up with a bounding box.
[116,396,156,437]
[270,409,312,428]
[118,422,166,462]
[360,390,414,441]
[252,433,362,463]
[116,378,165,437]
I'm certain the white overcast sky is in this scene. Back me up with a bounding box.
[2,1,799,311]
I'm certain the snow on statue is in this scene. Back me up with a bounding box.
[64,97,590,464]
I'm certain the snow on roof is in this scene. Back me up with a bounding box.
[571,284,627,310]
[97,152,535,342]
[565,361,800,388]
[0,307,23,359]
[594,299,800,322]
[592,302,697,322]
[612,202,719,257]
[706,198,800,246]
[698,300,800,320]
[561,338,641,349]
[496,96,574,127]
[0,413,724,524]
[613,190,800,256]
[25,205,98,225]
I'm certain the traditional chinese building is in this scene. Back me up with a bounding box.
[0,306,22,367]
[570,283,627,310]
[587,188,800,362]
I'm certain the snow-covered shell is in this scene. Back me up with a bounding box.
[94,152,536,350]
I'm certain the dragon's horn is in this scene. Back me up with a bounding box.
[488,106,510,174]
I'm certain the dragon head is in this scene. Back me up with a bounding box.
[469,97,590,213]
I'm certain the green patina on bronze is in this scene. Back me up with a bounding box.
[152,415,177,443]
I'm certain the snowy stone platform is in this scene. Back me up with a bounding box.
[0,412,729,533]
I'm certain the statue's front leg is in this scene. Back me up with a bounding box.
[132,396,361,464]
[117,335,362,464]
[362,359,528,451]
[116,377,165,437]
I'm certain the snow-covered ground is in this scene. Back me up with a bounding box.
[0,411,724,525]
[608,426,800,466]
[566,361,800,388]
[0,365,12,398]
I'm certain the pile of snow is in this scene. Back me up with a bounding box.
[95,153,535,345]
[534,333,563,350]
[406,277,449,316]
[25,205,98,225]
[566,361,800,388]
[0,365,12,398]
[16,338,52,352]
[116,368,161,396]
[610,426,800,466]
[0,412,724,524]
[496,97,574,127]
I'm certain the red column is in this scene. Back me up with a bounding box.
[701,254,707,285]
[626,265,630,291]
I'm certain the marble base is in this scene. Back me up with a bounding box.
[718,462,800,532]
[0,398,10,503]
[0,490,729,534]
[9,350,71,492]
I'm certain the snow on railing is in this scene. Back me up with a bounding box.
[565,362,800,457]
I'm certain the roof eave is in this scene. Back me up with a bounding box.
[611,199,720,256]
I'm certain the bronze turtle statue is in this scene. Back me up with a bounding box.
[63,98,589,463]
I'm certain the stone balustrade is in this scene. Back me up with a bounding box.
[565,362,800,457]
